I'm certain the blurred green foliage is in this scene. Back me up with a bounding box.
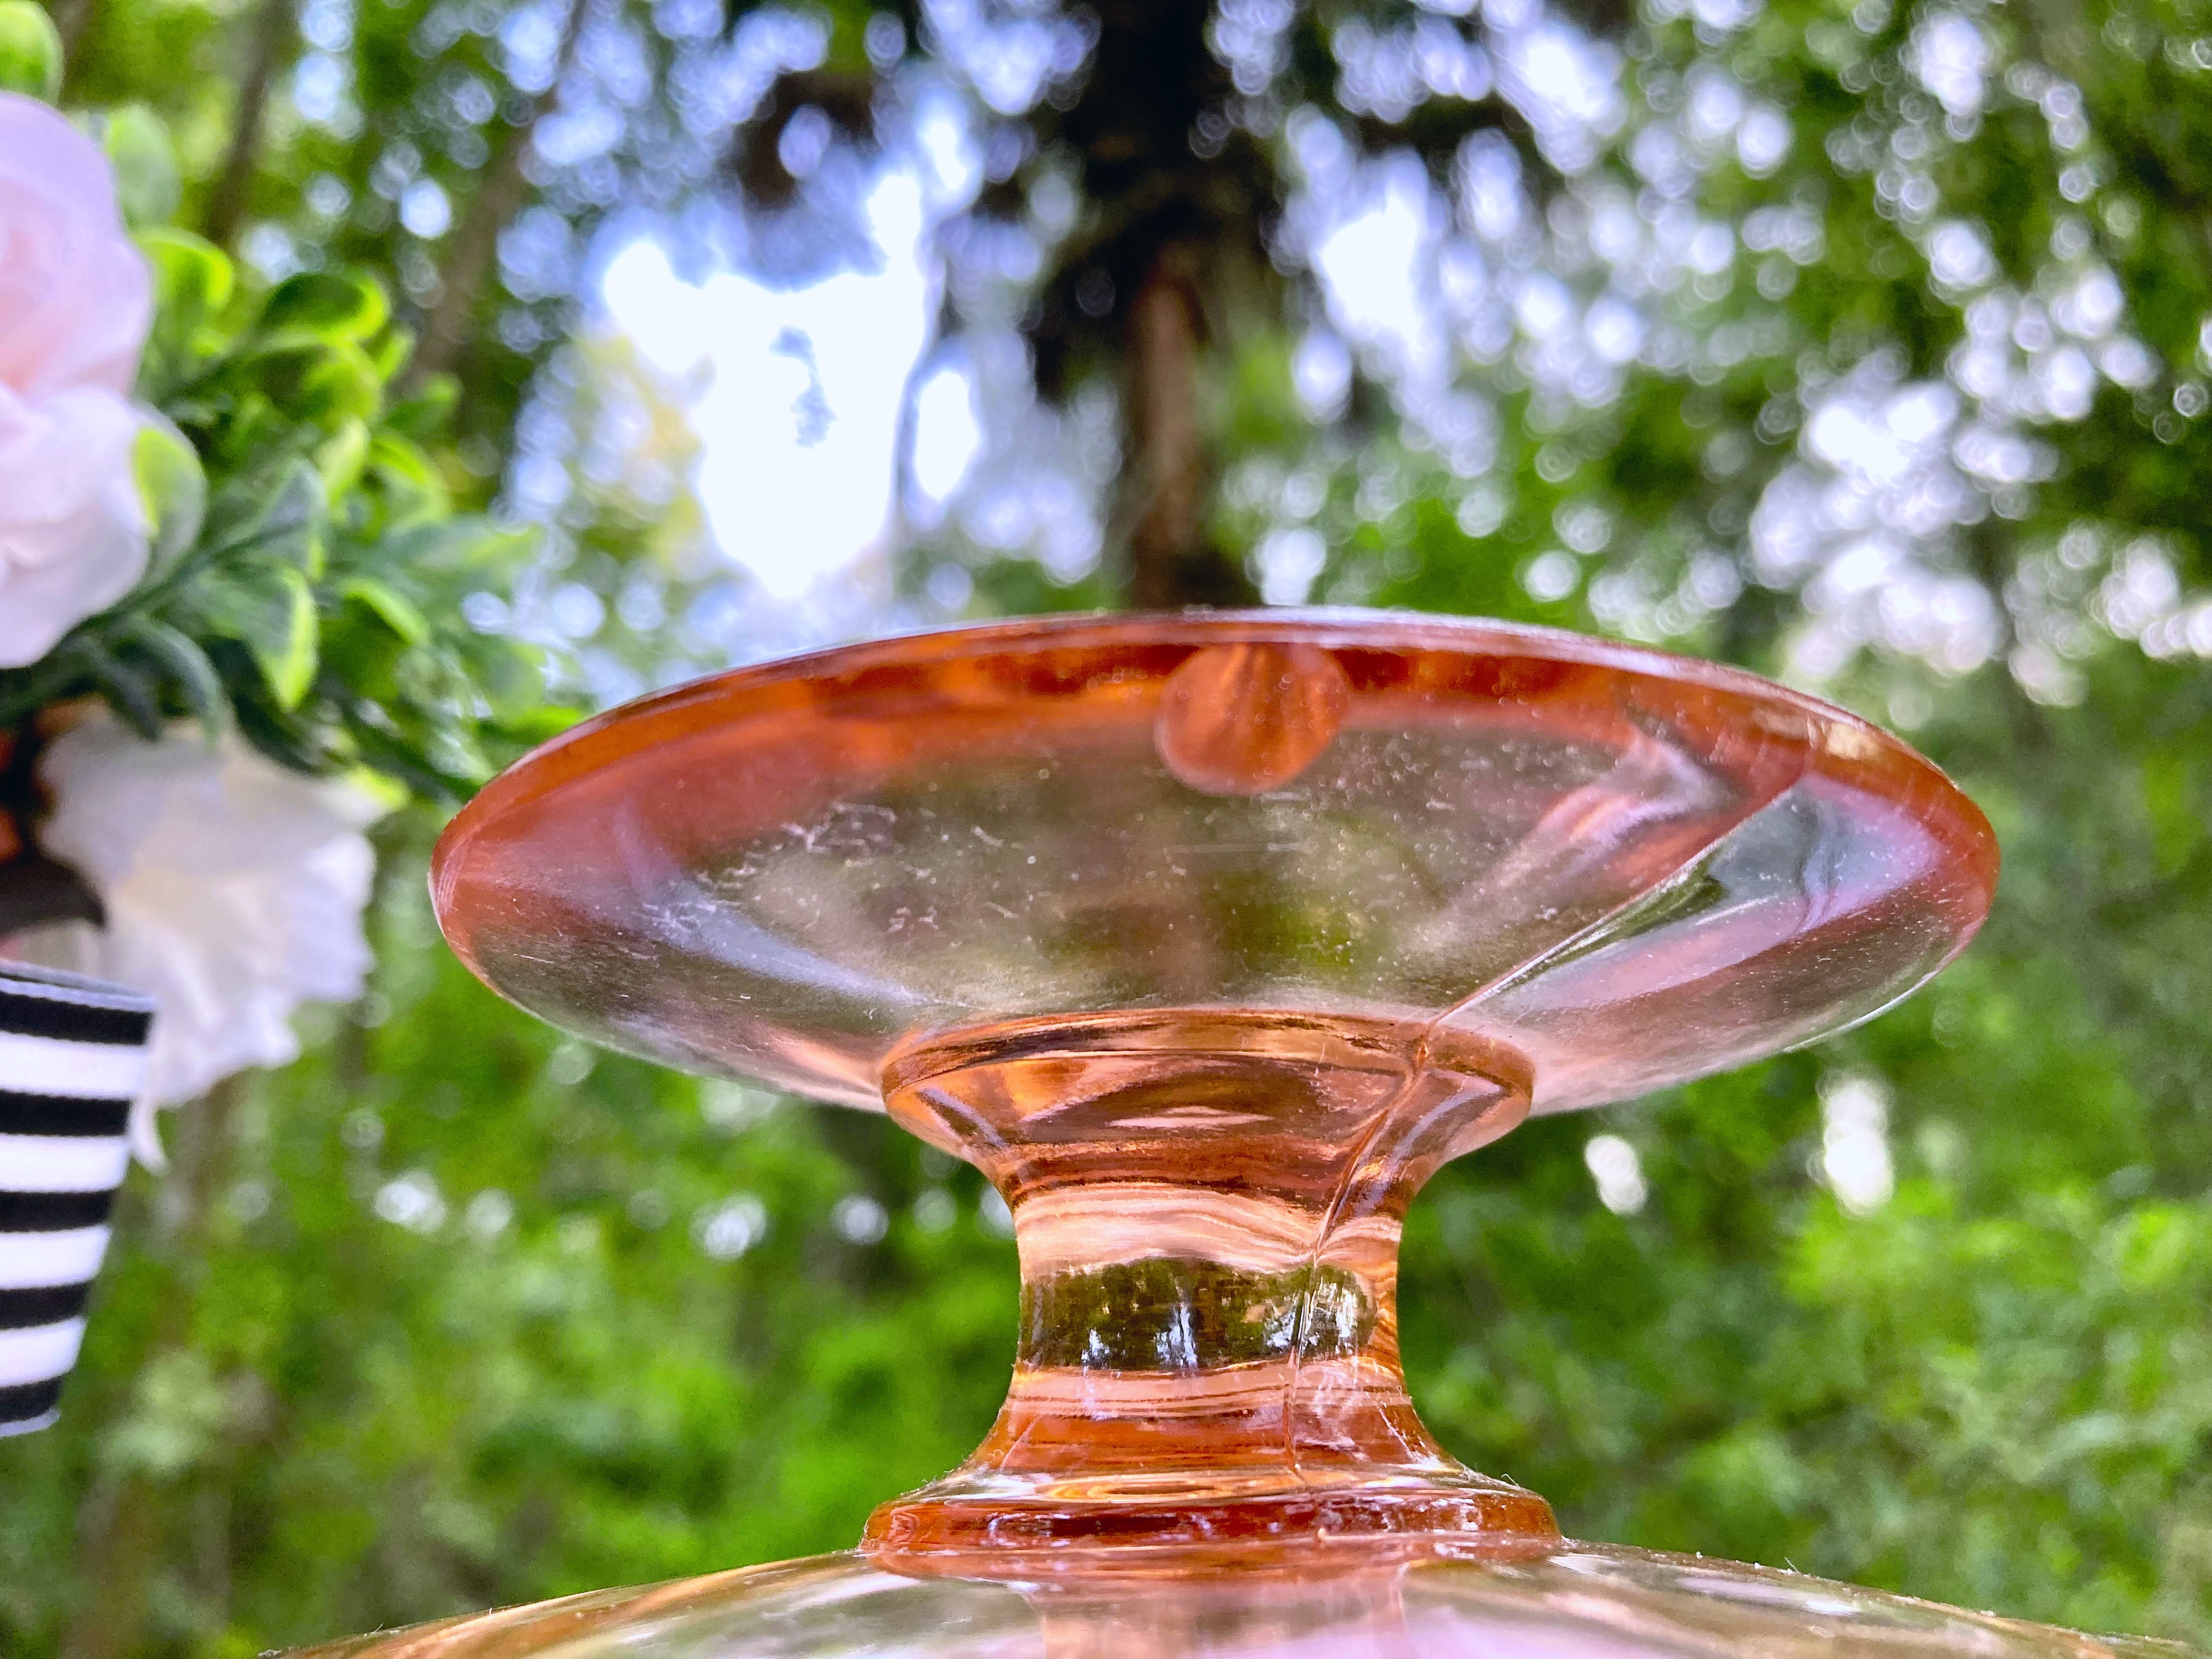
[0,240,562,797]
[4,0,2212,1654]
[0,72,572,816]
[10,616,2211,1657]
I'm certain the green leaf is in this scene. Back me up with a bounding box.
[365,432,451,524]
[209,460,327,576]
[316,418,371,500]
[0,1,61,101]
[380,517,537,579]
[230,340,382,426]
[496,704,586,746]
[139,229,235,379]
[232,697,345,776]
[340,577,431,645]
[86,645,163,740]
[100,104,180,228]
[125,615,232,743]
[257,272,390,346]
[132,418,207,578]
[474,639,549,723]
[340,765,410,816]
[200,563,318,709]
[142,229,234,315]
[382,374,458,441]
[369,324,415,385]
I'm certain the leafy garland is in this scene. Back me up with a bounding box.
[0,249,567,792]
[0,21,573,929]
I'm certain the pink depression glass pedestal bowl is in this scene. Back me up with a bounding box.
[305,612,2188,1659]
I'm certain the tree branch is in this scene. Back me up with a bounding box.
[399,0,589,394]
[51,0,99,80]
[201,0,299,251]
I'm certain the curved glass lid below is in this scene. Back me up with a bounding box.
[297,1541,2188,1659]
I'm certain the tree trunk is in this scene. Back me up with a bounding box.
[202,0,298,251]
[401,126,533,392]
[1120,247,1254,612]
[58,1077,247,1659]
[52,0,100,80]
[400,0,587,393]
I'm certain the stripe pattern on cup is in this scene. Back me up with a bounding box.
[0,964,154,1437]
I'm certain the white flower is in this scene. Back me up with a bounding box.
[16,717,387,1160]
[0,94,154,667]
[0,383,149,667]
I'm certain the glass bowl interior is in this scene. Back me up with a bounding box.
[431,611,1996,1118]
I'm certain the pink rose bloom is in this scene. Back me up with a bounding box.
[0,92,155,669]
[0,92,150,398]
[0,386,149,665]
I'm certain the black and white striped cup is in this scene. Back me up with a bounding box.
[1,963,154,1437]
